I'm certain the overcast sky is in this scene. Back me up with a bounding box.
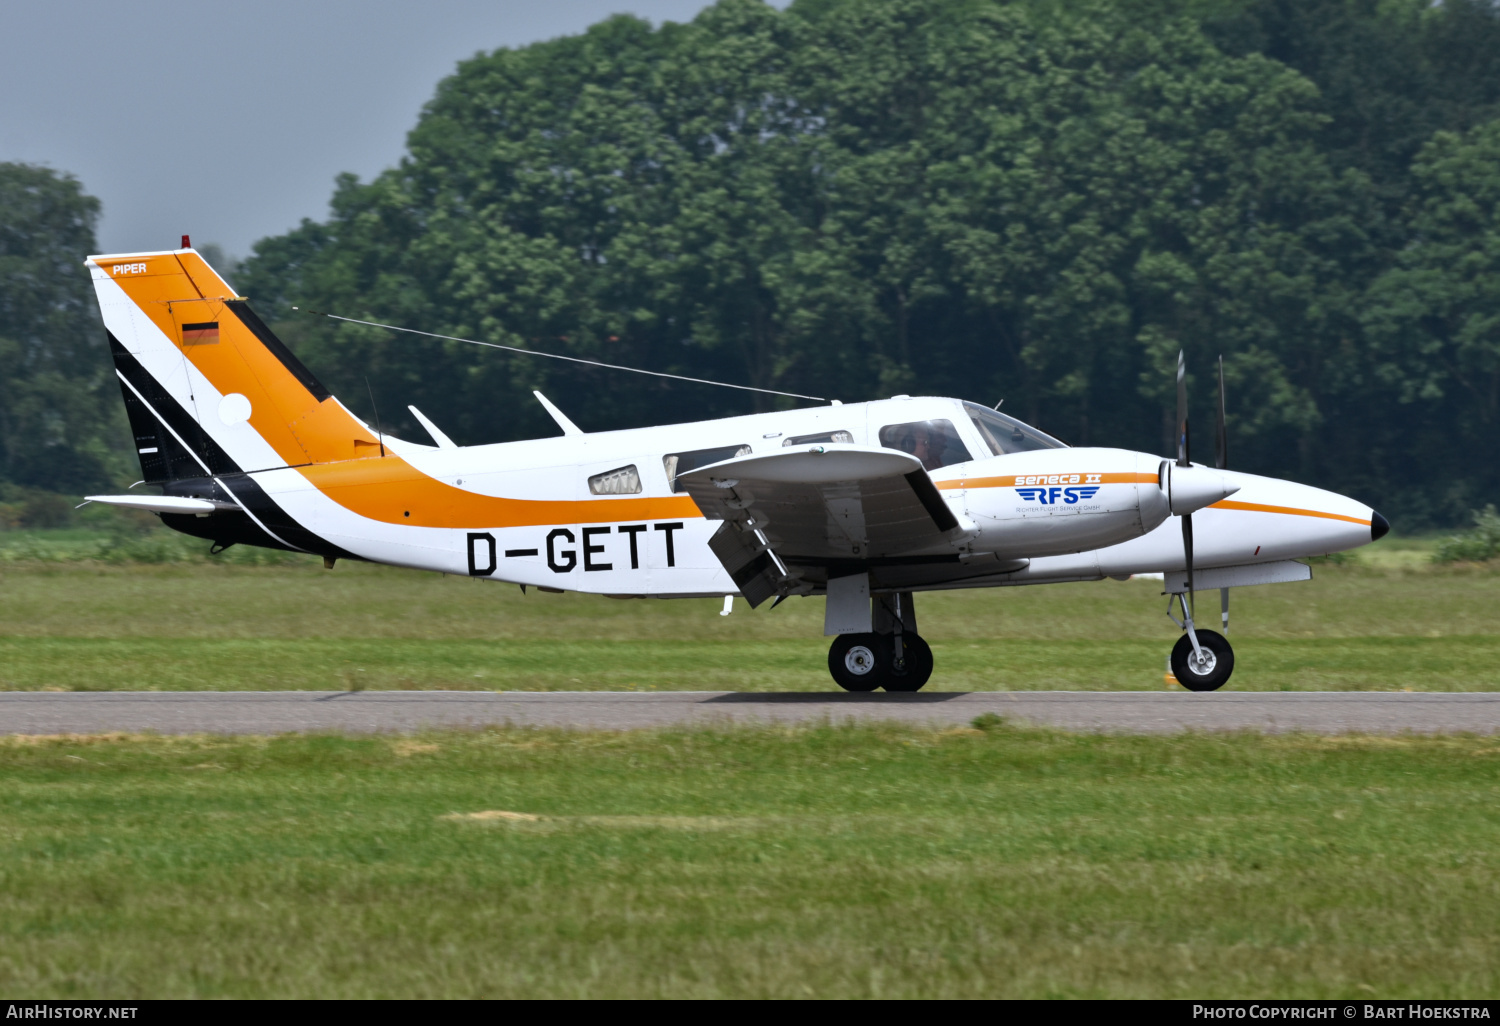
[1,0,765,259]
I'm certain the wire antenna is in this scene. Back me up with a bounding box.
[364,376,386,457]
[295,308,829,403]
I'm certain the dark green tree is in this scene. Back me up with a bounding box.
[0,163,127,498]
[234,0,1500,523]
[1363,120,1500,522]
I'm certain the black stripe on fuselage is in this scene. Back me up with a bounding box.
[109,334,355,560]
[223,301,331,402]
[111,332,239,481]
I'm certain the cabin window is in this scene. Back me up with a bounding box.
[783,430,854,446]
[963,402,1068,456]
[662,444,751,492]
[877,419,972,472]
[589,465,642,495]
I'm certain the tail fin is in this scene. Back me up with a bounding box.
[88,246,378,484]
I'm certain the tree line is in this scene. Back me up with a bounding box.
[6,0,1500,529]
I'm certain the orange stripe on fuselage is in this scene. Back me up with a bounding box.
[934,472,1369,527]
[296,456,703,529]
[1207,499,1370,526]
[934,471,1158,490]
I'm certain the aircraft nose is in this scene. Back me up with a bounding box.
[1371,510,1390,542]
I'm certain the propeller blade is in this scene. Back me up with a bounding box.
[1175,352,1196,625]
[1215,354,1227,471]
[1176,349,1189,467]
[1182,511,1195,620]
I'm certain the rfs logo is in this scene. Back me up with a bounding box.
[1017,485,1100,505]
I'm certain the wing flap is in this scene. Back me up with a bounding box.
[679,446,973,575]
[708,522,784,607]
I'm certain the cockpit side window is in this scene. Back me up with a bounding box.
[964,403,1067,456]
[662,444,752,492]
[877,419,972,471]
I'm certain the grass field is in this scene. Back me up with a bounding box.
[3,532,1498,999]
[2,724,1497,998]
[0,529,1496,692]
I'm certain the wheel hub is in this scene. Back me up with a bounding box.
[1187,646,1218,675]
[844,645,877,676]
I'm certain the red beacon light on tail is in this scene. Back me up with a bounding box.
[181,234,191,249]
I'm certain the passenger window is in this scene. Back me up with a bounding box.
[589,465,642,495]
[783,430,854,447]
[878,419,972,471]
[662,444,752,492]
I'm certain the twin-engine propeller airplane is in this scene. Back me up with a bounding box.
[83,243,1389,692]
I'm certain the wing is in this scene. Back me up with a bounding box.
[678,445,974,606]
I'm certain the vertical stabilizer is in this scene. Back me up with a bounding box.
[88,247,378,483]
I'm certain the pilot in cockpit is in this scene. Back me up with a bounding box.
[893,423,944,472]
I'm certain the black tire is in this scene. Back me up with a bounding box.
[829,633,885,692]
[882,634,934,692]
[1170,629,1235,692]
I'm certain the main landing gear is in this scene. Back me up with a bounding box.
[828,632,934,692]
[1167,590,1235,691]
[827,590,934,692]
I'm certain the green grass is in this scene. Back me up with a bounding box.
[4,529,1497,998]
[0,529,1497,691]
[2,725,1497,998]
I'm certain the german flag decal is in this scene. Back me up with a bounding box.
[181,321,220,345]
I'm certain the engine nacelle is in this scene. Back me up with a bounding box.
[949,448,1175,560]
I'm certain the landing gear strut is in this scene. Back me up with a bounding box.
[827,590,934,692]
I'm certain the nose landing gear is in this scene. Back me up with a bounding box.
[1167,590,1235,691]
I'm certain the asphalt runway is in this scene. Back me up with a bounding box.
[2,690,1498,735]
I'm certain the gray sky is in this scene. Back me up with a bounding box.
[1,0,752,259]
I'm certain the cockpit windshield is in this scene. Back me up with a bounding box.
[964,402,1068,456]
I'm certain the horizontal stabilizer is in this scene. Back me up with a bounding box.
[84,494,236,515]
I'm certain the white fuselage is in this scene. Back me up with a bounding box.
[257,396,1374,596]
